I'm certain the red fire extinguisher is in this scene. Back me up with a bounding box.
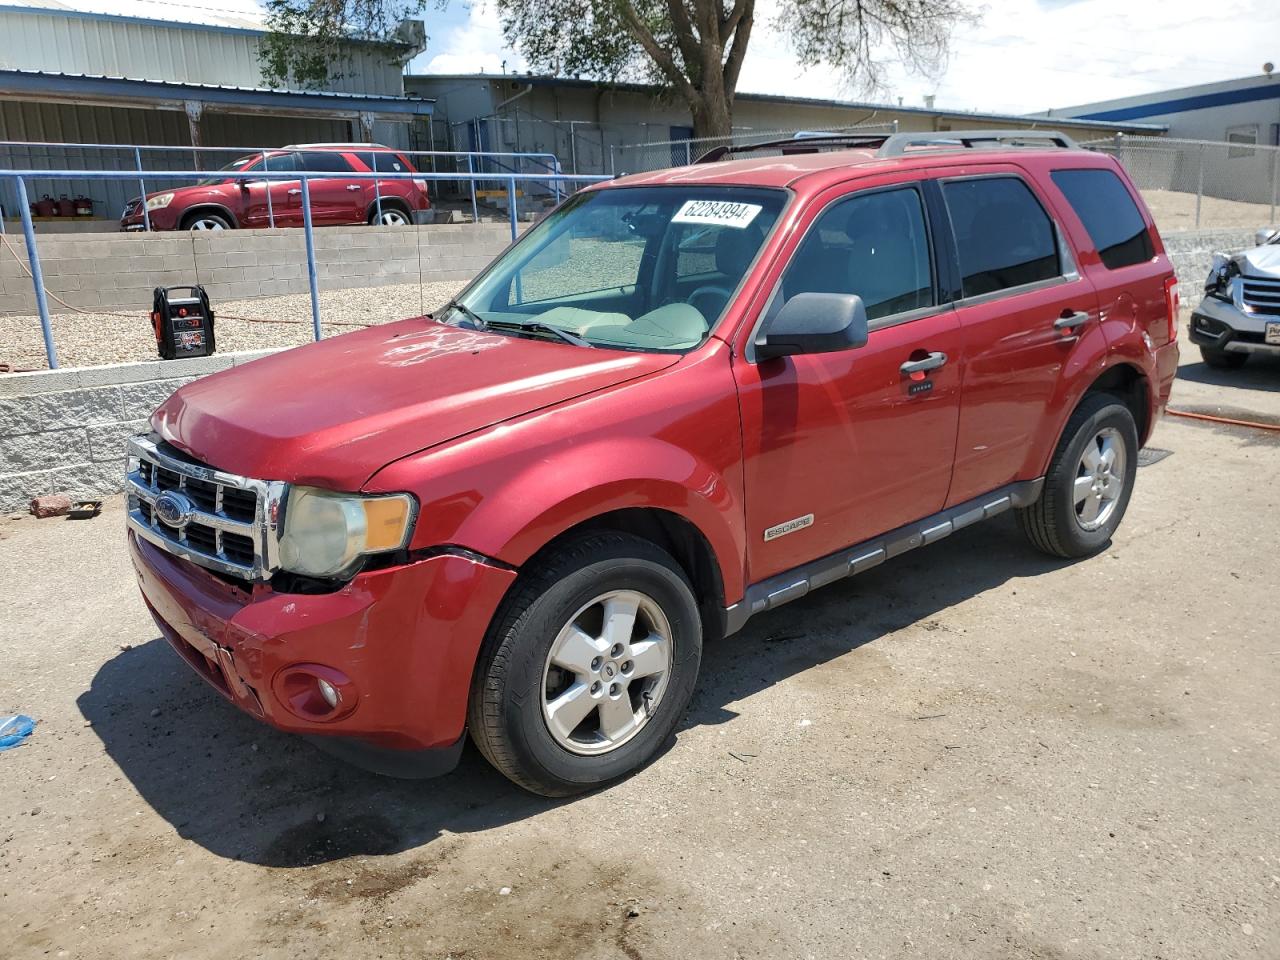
[55,195,75,217]
[33,195,56,217]
[73,195,94,217]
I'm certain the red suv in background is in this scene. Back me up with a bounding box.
[119,143,431,231]
[126,130,1179,796]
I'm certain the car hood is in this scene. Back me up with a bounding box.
[152,319,678,490]
[1236,243,1280,278]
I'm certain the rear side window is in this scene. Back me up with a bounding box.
[781,186,934,321]
[942,177,1059,297]
[263,153,298,173]
[300,151,354,173]
[1050,168,1154,270]
[356,151,412,173]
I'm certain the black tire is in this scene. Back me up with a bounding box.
[468,532,703,797]
[1017,393,1139,559]
[181,210,232,231]
[1199,345,1247,369]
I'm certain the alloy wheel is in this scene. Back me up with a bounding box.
[540,590,673,756]
[1074,426,1126,531]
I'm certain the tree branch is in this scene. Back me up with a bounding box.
[616,0,700,103]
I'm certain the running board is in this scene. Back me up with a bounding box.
[722,478,1044,636]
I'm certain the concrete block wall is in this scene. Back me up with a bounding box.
[0,223,516,315]
[0,350,278,512]
[1162,228,1259,288]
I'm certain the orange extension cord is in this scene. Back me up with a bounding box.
[1166,407,1280,433]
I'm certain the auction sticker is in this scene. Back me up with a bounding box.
[672,199,762,229]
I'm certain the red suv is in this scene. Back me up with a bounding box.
[125,130,1179,795]
[119,143,431,231]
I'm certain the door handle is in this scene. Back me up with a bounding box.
[1054,310,1090,332]
[346,184,362,191]
[287,188,302,196]
[900,352,948,377]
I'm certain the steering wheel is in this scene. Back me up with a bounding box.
[688,284,733,320]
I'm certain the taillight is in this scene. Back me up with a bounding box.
[1164,277,1180,343]
[413,178,429,194]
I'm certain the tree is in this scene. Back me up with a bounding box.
[259,0,427,90]
[498,0,976,139]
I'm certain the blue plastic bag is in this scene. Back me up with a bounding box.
[0,715,35,751]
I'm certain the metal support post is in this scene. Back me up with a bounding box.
[300,178,322,341]
[135,147,151,231]
[15,178,58,368]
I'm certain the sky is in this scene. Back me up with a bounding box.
[67,0,1277,115]
[407,0,1279,115]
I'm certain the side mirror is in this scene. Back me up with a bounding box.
[755,292,869,361]
[1256,226,1279,247]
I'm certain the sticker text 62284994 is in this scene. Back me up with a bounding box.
[671,199,763,229]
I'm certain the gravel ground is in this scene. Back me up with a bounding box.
[1,371,1279,958]
[0,280,464,370]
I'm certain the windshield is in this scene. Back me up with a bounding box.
[198,156,257,186]
[444,186,787,351]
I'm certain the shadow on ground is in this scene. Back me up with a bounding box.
[79,515,1073,869]
[1176,354,1280,393]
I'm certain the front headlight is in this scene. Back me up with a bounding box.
[278,487,416,578]
[145,193,175,210]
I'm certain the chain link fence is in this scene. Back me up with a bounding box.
[1084,135,1280,233]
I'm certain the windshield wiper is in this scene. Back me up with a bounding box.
[485,318,592,348]
[440,299,487,329]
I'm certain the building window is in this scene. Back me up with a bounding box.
[1226,124,1258,159]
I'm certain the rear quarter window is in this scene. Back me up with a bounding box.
[1050,168,1154,270]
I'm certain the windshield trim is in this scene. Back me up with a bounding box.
[440,184,794,355]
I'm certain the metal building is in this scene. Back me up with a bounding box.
[0,1,433,221]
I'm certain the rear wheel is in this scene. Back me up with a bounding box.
[182,211,232,231]
[369,206,410,226]
[468,533,703,796]
[1017,393,1139,558]
[1199,345,1247,369]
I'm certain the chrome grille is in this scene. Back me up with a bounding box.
[126,435,286,581]
[1241,275,1280,317]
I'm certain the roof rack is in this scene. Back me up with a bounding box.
[875,129,1079,156]
[694,133,892,164]
[692,128,1080,165]
[282,142,390,149]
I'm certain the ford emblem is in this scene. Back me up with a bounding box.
[153,490,194,528]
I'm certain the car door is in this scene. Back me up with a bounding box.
[240,152,302,228]
[733,179,963,583]
[296,151,362,224]
[934,167,1104,507]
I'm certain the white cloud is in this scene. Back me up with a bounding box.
[738,0,1278,114]
[416,3,525,76]
[410,0,1278,115]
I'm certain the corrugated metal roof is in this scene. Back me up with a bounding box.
[1,68,434,109]
[411,73,1169,133]
[0,0,266,32]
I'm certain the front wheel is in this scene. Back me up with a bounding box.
[183,212,232,231]
[1199,345,1247,369]
[1017,393,1139,558]
[468,533,703,796]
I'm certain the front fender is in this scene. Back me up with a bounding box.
[365,344,748,604]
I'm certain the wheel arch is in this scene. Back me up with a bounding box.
[1032,359,1152,478]
[522,507,730,644]
[178,204,238,229]
[366,196,411,222]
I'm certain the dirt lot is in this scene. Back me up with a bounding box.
[2,353,1279,959]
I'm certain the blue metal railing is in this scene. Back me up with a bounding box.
[0,140,565,230]
[1,166,608,368]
